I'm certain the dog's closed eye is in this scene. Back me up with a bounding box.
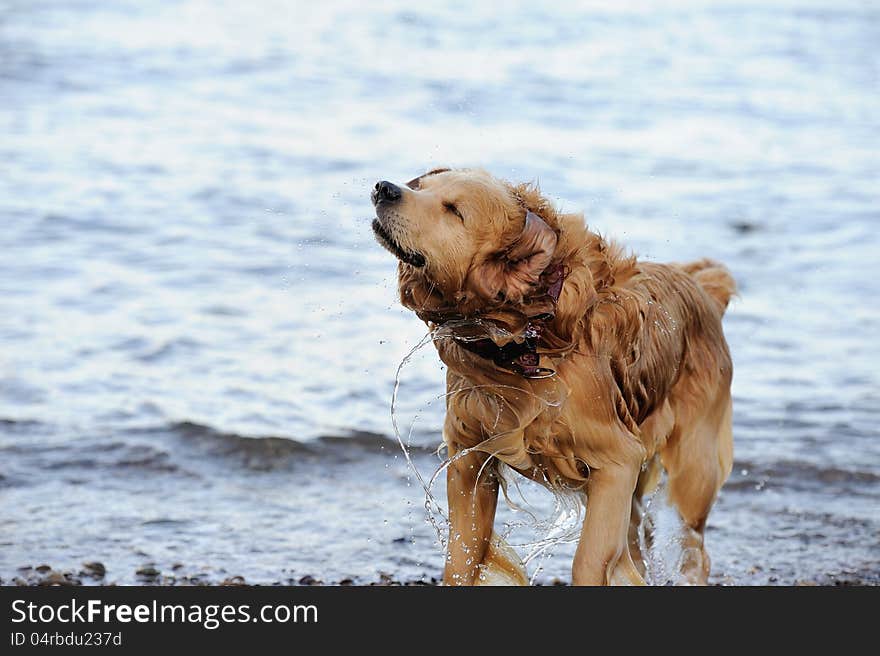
[443,202,464,222]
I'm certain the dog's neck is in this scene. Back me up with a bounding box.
[426,262,569,379]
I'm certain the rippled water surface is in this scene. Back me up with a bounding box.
[1,0,878,585]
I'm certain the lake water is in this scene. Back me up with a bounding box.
[1,0,878,585]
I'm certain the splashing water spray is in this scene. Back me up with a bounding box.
[389,324,586,584]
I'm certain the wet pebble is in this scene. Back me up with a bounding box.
[81,561,106,578]
[136,566,160,579]
[220,576,247,586]
[40,571,80,586]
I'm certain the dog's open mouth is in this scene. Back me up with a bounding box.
[371,219,426,268]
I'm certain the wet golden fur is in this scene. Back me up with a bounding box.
[374,168,736,585]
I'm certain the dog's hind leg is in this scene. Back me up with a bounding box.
[628,456,663,579]
[661,391,733,585]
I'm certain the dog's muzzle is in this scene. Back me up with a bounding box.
[371,218,426,268]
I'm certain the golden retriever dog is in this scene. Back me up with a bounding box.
[371,168,735,586]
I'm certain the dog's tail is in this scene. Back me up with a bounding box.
[680,258,737,314]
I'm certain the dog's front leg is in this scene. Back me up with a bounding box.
[443,446,498,586]
[573,454,647,586]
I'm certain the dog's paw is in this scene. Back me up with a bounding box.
[475,532,528,586]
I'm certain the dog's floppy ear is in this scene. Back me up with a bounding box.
[469,210,558,303]
[406,167,451,190]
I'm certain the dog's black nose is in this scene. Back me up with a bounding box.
[374,180,402,204]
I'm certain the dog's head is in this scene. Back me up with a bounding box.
[371,168,562,317]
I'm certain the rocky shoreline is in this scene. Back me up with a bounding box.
[5,563,876,587]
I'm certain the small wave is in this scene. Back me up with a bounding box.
[160,420,434,469]
[141,518,189,527]
[0,417,45,434]
[134,338,202,363]
[43,441,185,475]
[725,458,880,494]
[0,437,189,488]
